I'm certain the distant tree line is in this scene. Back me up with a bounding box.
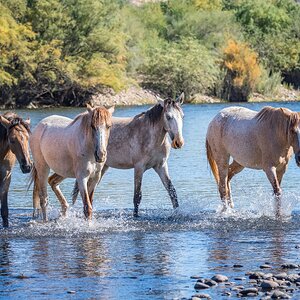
[0,0,299,107]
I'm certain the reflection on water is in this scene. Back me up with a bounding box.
[2,103,300,299]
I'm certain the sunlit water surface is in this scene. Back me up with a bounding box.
[1,102,300,299]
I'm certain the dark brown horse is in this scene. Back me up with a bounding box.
[0,112,31,227]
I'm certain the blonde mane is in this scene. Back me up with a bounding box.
[255,106,300,141]
[70,107,112,135]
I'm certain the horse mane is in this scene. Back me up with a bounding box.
[255,106,300,140]
[70,107,112,134]
[0,112,31,143]
[143,100,183,125]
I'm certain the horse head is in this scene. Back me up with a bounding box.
[158,93,185,149]
[0,115,32,173]
[87,104,114,163]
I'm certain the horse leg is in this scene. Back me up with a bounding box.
[154,163,178,209]
[48,173,69,217]
[133,166,144,217]
[227,160,244,208]
[0,173,12,228]
[77,177,93,220]
[264,166,282,217]
[36,165,50,222]
[72,165,109,205]
[216,155,230,211]
[32,181,41,219]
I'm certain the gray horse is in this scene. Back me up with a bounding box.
[72,94,185,216]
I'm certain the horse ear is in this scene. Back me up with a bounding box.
[25,118,31,125]
[86,103,93,113]
[157,96,165,107]
[107,106,115,114]
[175,92,184,104]
[0,116,10,129]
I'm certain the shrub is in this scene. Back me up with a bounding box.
[221,39,261,102]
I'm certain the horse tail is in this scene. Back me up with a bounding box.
[72,181,80,205]
[206,138,219,184]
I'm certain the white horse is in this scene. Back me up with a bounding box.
[30,105,114,221]
[206,106,300,213]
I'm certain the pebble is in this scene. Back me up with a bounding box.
[233,264,243,268]
[261,264,273,269]
[249,272,265,279]
[274,273,288,280]
[240,287,259,296]
[191,293,211,299]
[270,290,291,299]
[211,274,228,283]
[281,263,298,269]
[261,280,279,290]
[234,277,246,281]
[67,291,76,294]
[221,291,231,296]
[194,283,210,290]
[191,275,202,279]
[203,279,217,287]
[263,273,274,280]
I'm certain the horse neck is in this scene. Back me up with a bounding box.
[145,116,167,146]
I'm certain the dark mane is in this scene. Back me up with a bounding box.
[0,112,31,143]
[145,104,164,125]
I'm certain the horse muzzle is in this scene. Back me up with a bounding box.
[94,151,107,163]
[21,163,32,174]
[171,136,184,149]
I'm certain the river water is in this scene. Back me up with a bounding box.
[1,102,300,299]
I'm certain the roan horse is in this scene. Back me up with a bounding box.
[206,106,300,213]
[30,105,114,221]
[72,94,185,217]
[0,112,31,227]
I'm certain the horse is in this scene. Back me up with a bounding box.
[72,93,185,217]
[0,112,31,227]
[30,105,114,221]
[206,106,300,213]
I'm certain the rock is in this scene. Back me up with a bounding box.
[221,291,231,296]
[203,279,217,287]
[286,274,299,282]
[274,273,288,280]
[270,290,291,299]
[261,264,273,269]
[263,273,274,280]
[240,287,258,296]
[192,293,211,299]
[234,277,246,281]
[211,274,228,282]
[233,264,243,268]
[67,291,76,294]
[191,275,202,279]
[249,272,265,279]
[194,283,210,290]
[281,263,298,269]
[261,280,279,290]
[246,293,258,297]
[249,279,258,284]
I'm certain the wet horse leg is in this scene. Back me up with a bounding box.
[48,173,69,216]
[133,166,144,217]
[36,164,50,222]
[216,154,230,211]
[264,166,282,218]
[154,163,178,209]
[32,181,41,219]
[77,177,93,220]
[227,160,244,208]
[0,172,12,228]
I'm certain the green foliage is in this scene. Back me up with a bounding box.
[0,0,299,106]
[140,38,220,98]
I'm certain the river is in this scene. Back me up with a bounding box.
[1,102,300,299]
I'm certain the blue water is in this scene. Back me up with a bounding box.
[1,102,300,299]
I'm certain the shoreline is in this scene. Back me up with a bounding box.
[10,85,300,110]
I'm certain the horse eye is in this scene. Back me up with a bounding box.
[107,125,111,129]
[166,115,172,121]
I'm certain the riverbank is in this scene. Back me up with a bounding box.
[24,85,300,109]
